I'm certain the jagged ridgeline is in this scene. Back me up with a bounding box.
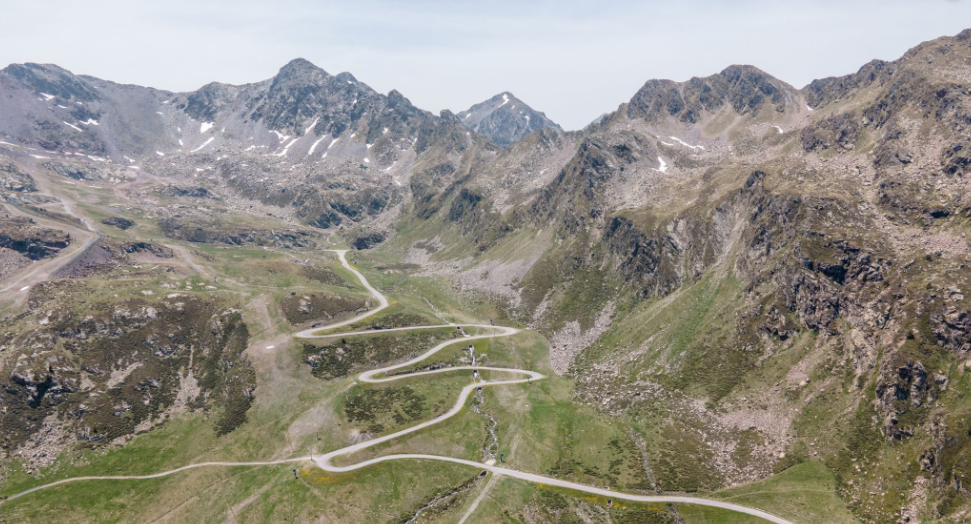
[0,26,970,523]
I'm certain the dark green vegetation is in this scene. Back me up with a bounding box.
[610,505,679,524]
[281,291,365,325]
[302,329,458,379]
[343,385,427,435]
[0,278,256,450]
[544,418,654,492]
[158,216,319,248]
[362,312,434,330]
[100,216,134,230]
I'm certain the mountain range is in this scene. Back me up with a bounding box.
[1,28,971,523]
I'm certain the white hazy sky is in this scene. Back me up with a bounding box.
[1,0,969,129]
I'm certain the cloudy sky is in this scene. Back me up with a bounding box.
[1,0,969,129]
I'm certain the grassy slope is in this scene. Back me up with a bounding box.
[704,462,859,524]
[459,462,856,524]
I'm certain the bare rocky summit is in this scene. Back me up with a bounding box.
[457,92,562,147]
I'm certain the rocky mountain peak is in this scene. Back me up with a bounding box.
[627,64,799,124]
[457,91,562,147]
[386,89,408,104]
[0,62,100,102]
[246,59,379,135]
[335,72,358,84]
[276,57,329,80]
[439,108,459,121]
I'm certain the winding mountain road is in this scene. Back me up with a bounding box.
[295,249,389,334]
[1,249,795,524]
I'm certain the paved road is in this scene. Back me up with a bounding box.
[1,250,795,524]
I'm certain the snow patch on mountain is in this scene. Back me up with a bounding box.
[304,117,319,136]
[307,135,327,156]
[190,137,214,153]
[273,138,300,157]
[669,136,704,150]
